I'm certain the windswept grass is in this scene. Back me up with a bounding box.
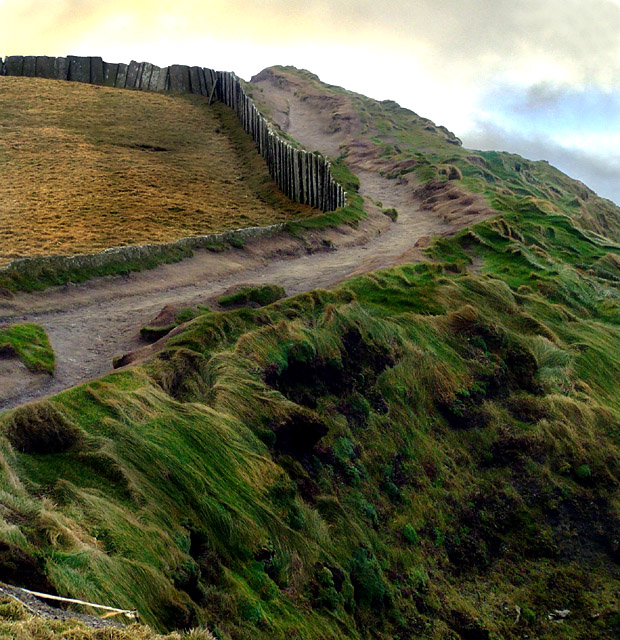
[4,68,620,640]
[355,97,620,244]
[4,199,620,638]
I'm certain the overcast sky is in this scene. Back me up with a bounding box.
[2,0,620,203]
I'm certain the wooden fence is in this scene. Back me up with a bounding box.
[0,55,345,212]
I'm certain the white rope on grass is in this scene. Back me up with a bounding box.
[5,586,139,620]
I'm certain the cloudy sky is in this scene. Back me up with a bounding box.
[2,0,620,202]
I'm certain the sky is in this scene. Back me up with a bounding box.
[2,0,620,203]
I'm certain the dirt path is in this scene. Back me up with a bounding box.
[0,71,455,411]
[0,188,449,410]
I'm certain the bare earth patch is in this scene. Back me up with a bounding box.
[0,359,49,404]
[249,67,492,236]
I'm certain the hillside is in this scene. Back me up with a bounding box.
[1,64,620,640]
[0,75,315,265]
[249,66,620,243]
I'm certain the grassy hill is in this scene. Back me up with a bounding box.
[0,76,315,266]
[1,69,620,639]
[249,66,620,242]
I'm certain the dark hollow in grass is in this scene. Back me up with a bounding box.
[0,542,57,593]
[271,407,330,458]
[4,401,83,454]
[140,324,177,343]
[0,344,19,359]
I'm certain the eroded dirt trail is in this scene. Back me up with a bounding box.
[0,187,446,410]
[0,71,454,411]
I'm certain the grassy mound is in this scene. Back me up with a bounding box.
[350,87,620,244]
[4,400,82,454]
[140,306,212,343]
[0,76,316,267]
[218,284,286,308]
[0,323,55,374]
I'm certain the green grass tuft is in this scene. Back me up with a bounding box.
[0,323,55,373]
[218,284,286,308]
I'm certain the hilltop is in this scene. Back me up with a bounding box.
[1,62,620,640]
[249,65,620,243]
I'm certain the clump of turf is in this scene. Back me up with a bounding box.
[0,323,55,374]
[140,305,181,343]
[140,305,212,343]
[218,284,286,308]
[4,400,83,454]
[382,207,398,221]
[446,303,478,332]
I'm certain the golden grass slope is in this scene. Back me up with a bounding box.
[0,77,315,266]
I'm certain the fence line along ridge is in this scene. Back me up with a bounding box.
[0,55,346,213]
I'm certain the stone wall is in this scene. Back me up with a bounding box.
[0,223,285,287]
[0,55,345,212]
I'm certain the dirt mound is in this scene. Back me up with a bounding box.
[147,304,178,328]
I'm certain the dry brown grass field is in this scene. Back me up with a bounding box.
[0,76,316,265]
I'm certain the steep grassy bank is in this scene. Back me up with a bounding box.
[1,192,620,637]
[2,66,620,640]
[358,89,620,244]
